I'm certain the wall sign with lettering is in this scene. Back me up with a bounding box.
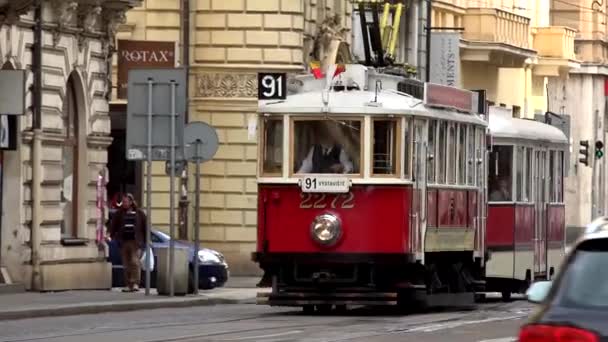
[117,39,177,99]
[258,73,287,100]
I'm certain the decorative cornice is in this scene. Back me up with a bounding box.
[51,0,78,47]
[0,0,32,26]
[196,72,258,98]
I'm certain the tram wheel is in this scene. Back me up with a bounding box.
[302,305,315,314]
[317,304,333,314]
[335,304,347,313]
[501,291,512,302]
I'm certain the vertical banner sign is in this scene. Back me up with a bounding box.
[117,40,177,99]
[429,32,461,87]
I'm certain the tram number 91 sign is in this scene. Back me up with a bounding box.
[258,72,287,100]
[299,176,350,193]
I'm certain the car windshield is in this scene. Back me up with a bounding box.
[554,239,608,309]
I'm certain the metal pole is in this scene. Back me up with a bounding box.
[193,140,201,295]
[145,78,153,296]
[425,0,432,82]
[169,81,177,297]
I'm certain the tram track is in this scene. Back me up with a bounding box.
[0,301,530,342]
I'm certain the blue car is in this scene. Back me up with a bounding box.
[107,229,229,291]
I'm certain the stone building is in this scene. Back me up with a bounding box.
[112,0,353,275]
[0,0,141,291]
[546,0,608,230]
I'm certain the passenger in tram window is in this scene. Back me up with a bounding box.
[489,178,511,201]
[296,121,355,174]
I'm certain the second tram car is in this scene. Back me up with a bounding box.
[484,109,568,300]
[253,65,490,311]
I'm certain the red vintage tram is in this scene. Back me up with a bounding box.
[484,108,568,300]
[252,65,490,311]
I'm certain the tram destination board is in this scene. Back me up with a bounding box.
[258,72,287,100]
[299,176,351,193]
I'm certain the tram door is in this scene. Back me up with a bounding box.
[412,119,427,261]
[534,150,548,277]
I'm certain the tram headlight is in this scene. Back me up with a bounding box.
[310,213,342,246]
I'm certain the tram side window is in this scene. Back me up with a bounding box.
[437,121,447,184]
[489,145,513,202]
[262,118,283,175]
[516,146,524,202]
[373,119,399,175]
[427,120,436,183]
[526,147,533,201]
[549,151,556,202]
[448,123,457,184]
[467,125,475,185]
[404,119,411,179]
[557,150,564,202]
[293,119,361,174]
[458,124,466,184]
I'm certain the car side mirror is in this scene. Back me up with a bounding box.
[526,281,552,304]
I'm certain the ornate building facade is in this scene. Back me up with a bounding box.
[114,0,352,275]
[0,0,141,291]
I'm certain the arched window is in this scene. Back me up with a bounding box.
[61,74,79,238]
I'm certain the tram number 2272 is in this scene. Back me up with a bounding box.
[299,193,355,209]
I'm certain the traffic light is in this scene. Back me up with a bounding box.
[579,140,590,166]
[596,140,604,159]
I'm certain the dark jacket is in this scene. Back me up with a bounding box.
[312,144,343,173]
[109,207,147,247]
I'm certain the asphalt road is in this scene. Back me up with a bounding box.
[0,300,533,342]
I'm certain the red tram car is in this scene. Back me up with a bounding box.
[252,65,567,312]
[484,109,568,300]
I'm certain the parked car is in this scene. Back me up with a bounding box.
[519,216,608,342]
[107,229,229,291]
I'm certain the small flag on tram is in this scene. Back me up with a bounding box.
[333,64,346,78]
[309,61,324,79]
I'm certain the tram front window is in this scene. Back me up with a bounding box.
[489,145,513,202]
[293,119,360,174]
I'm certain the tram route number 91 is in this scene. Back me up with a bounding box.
[257,72,286,100]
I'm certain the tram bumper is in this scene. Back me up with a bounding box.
[256,290,399,306]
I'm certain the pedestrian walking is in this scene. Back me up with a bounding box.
[108,193,147,292]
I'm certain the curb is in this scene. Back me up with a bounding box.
[0,296,255,321]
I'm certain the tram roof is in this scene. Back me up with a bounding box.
[258,89,487,126]
[488,111,568,145]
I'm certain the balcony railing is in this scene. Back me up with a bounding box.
[533,26,577,60]
[463,8,530,50]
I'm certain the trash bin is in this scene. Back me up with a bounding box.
[156,246,189,295]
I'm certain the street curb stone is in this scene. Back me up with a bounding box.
[0,296,254,321]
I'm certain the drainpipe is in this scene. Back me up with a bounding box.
[425,0,432,82]
[30,0,43,290]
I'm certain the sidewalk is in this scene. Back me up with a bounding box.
[0,277,266,321]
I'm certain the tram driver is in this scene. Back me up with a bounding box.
[296,121,354,174]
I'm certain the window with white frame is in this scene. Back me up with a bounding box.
[372,119,399,175]
[516,146,524,202]
[292,119,361,175]
[525,148,533,202]
[262,117,283,175]
[467,125,475,185]
[489,145,513,202]
[448,123,457,184]
[458,124,466,185]
[427,120,436,183]
[437,121,447,184]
